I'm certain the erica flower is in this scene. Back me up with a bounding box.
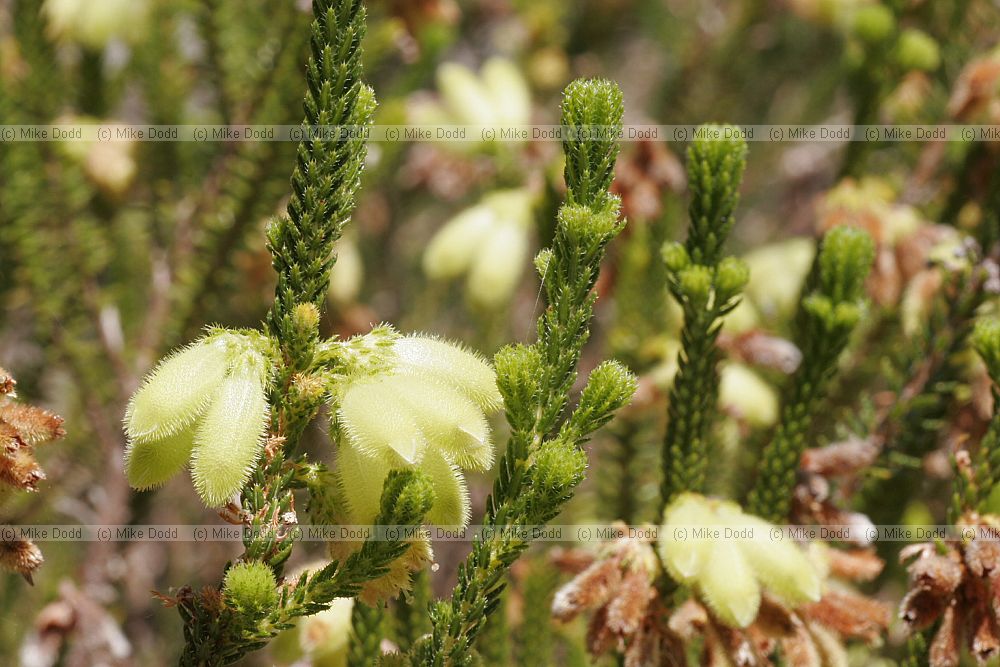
[423,188,534,309]
[43,0,150,49]
[124,331,271,507]
[332,330,502,528]
[434,57,531,129]
[658,493,821,628]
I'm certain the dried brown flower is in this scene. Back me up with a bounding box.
[0,367,65,584]
[0,538,43,583]
[900,516,1000,666]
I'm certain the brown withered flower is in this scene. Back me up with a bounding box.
[0,367,66,583]
[900,515,1000,666]
[552,524,686,666]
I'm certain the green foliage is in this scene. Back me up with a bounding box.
[417,77,633,666]
[350,602,386,667]
[748,226,875,522]
[560,79,623,209]
[660,124,749,508]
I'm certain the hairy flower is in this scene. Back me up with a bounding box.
[332,332,501,527]
[42,0,150,49]
[423,189,534,309]
[124,331,271,506]
[658,493,822,628]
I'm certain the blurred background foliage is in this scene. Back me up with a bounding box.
[3,0,1000,664]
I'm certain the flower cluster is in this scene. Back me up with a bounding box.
[423,188,534,309]
[0,367,65,583]
[124,331,272,507]
[412,57,531,135]
[900,519,1000,666]
[658,493,822,628]
[43,0,150,49]
[331,329,502,528]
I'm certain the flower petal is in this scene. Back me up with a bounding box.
[335,440,389,525]
[126,339,228,442]
[658,493,718,582]
[393,335,502,412]
[420,448,470,528]
[339,377,425,465]
[190,370,268,507]
[699,538,760,628]
[388,375,494,471]
[124,424,196,490]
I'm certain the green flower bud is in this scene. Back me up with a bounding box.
[558,203,619,246]
[895,29,940,71]
[817,226,875,304]
[534,249,553,280]
[802,293,834,324]
[677,265,713,305]
[715,256,750,300]
[223,561,278,616]
[379,469,436,526]
[494,344,544,419]
[531,438,587,499]
[293,303,321,336]
[832,301,863,330]
[973,318,1000,382]
[661,241,690,274]
[567,361,637,439]
[851,4,895,44]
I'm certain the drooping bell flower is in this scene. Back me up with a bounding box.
[658,493,822,628]
[124,331,271,507]
[332,330,502,529]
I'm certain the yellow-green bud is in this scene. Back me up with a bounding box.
[677,265,713,304]
[895,29,940,71]
[558,203,619,245]
[715,256,750,300]
[534,248,553,280]
[223,561,278,616]
[973,318,1000,382]
[852,5,895,44]
[661,241,690,274]
[532,438,587,498]
[293,303,321,336]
